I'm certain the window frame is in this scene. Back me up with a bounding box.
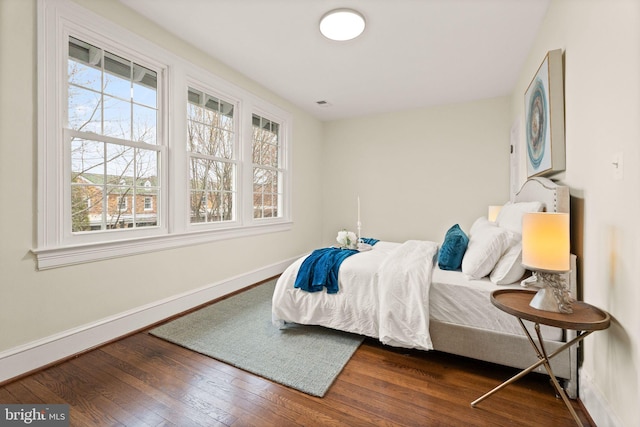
[35,0,292,270]
[251,111,287,221]
[185,83,241,230]
[243,102,292,228]
[66,35,164,236]
[38,5,170,248]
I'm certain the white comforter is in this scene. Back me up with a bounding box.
[272,240,439,351]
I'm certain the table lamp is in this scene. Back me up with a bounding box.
[488,205,502,222]
[521,212,573,313]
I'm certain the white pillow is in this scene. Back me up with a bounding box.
[469,216,490,236]
[462,221,515,279]
[496,201,544,235]
[490,241,526,285]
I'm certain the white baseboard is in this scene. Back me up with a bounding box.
[579,369,623,427]
[0,256,298,384]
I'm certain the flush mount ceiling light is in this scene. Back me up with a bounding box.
[319,8,366,41]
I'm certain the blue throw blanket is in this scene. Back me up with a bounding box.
[294,248,358,294]
[294,238,379,294]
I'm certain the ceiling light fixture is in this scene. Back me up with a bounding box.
[319,8,366,41]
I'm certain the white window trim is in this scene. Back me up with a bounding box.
[34,0,292,270]
[185,79,242,231]
[246,104,292,224]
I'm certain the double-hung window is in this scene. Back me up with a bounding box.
[68,37,161,234]
[252,114,283,219]
[187,88,237,225]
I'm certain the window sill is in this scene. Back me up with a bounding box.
[32,221,292,270]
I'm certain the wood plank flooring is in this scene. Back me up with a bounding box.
[1,331,593,426]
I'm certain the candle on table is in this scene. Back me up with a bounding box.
[357,196,362,243]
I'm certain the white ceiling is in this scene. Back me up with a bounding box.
[119,0,550,121]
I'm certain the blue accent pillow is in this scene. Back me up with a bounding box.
[360,237,379,245]
[437,224,469,270]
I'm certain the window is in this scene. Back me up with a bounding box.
[36,0,292,269]
[252,114,283,219]
[116,195,128,212]
[68,37,160,233]
[187,88,237,224]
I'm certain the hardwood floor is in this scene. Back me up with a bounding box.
[0,331,593,426]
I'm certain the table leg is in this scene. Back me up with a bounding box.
[471,320,592,426]
[533,324,583,426]
[470,356,547,407]
[470,320,548,409]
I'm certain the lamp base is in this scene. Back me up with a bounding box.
[521,271,573,314]
[530,286,564,312]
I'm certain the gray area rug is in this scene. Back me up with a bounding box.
[149,280,364,397]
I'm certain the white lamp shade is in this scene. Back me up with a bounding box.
[522,212,570,272]
[320,9,366,41]
[488,205,502,222]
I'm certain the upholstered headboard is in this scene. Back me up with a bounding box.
[514,177,570,214]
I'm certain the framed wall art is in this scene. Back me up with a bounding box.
[524,49,565,177]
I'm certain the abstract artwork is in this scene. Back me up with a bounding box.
[524,49,565,177]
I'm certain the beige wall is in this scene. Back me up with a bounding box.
[322,97,511,245]
[509,0,640,425]
[0,0,324,352]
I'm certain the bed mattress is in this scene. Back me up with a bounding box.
[430,267,563,341]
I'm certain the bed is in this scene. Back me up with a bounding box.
[272,177,577,398]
